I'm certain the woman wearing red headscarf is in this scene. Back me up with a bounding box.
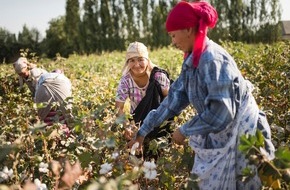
[128,1,275,189]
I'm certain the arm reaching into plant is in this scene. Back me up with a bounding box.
[115,101,125,117]
[127,135,145,152]
[128,75,189,150]
[115,42,172,160]
[115,101,138,140]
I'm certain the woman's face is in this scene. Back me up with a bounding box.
[18,68,29,78]
[168,28,195,53]
[128,57,149,76]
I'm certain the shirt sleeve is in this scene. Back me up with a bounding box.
[116,76,129,102]
[137,75,190,137]
[179,59,238,136]
[31,68,47,87]
[154,71,170,89]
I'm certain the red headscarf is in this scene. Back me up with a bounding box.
[166,1,218,68]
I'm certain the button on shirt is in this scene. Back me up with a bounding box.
[137,39,247,137]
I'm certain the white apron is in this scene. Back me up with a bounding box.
[189,81,264,190]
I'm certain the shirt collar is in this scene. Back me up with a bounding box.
[183,37,210,69]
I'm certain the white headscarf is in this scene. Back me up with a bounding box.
[13,57,28,74]
[122,42,156,76]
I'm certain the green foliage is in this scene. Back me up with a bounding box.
[0,28,18,63]
[224,41,290,130]
[64,0,82,55]
[43,17,68,58]
[0,0,282,62]
[210,0,281,43]
[239,130,290,189]
[0,43,289,189]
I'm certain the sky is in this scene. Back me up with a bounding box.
[0,0,289,38]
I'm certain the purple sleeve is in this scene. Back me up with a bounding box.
[116,76,129,102]
[154,72,170,89]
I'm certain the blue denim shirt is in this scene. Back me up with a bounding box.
[137,39,247,137]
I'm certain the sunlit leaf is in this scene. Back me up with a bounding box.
[78,152,92,168]
[274,147,290,169]
[255,130,264,147]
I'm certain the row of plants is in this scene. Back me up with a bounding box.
[0,41,289,189]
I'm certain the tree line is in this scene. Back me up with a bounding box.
[0,0,281,63]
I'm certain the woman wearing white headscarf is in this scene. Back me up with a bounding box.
[116,41,173,159]
[13,57,47,97]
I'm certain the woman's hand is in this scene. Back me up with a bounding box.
[172,128,186,145]
[124,125,138,140]
[127,135,144,151]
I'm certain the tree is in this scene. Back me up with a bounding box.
[1,0,282,60]
[17,25,41,57]
[150,0,171,48]
[99,0,114,51]
[208,0,281,43]
[122,0,140,43]
[81,0,99,54]
[0,28,19,63]
[43,17,68,58]
[111,0,125,51]
[64,0,82,54]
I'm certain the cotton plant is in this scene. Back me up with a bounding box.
[0,166,13,182]
[112,152,119,159]
[130,142,139,155]
[60,137,75,147]
[130,142,158,180]
[143,161,157,180]
[34,178,48,190]
[99,163,113,175]
[4,141,11,145]
[87,164,93,172]
[39,162,49,173]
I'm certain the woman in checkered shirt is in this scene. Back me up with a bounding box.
[115,41,172,159]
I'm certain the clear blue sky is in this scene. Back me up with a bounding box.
[0,0,66,38]
[0,0,289,38]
